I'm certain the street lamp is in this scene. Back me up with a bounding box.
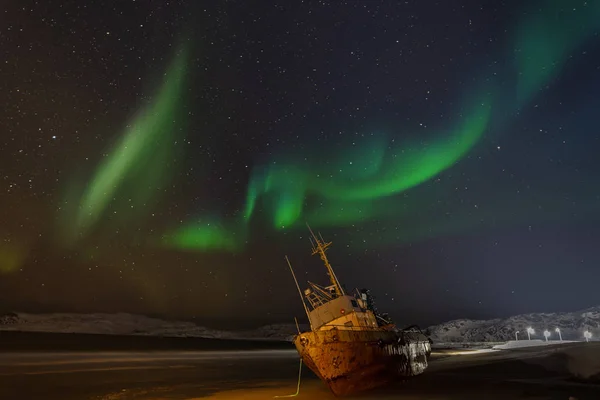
[555,327,562,341]
[527,327,535,340]
[515,330,520,341]
[584,330,592,342]
[543,330,550,342]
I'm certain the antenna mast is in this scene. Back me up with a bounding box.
[307,223,345,296]
[285,255,313,330]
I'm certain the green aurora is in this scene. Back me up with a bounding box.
[60,0,600,254]
[164,0,600,253]
[164,92,492,252]
[163,220,245,253]
[59,46,188,245]
[514,0,600,106]
[244,94,492,229]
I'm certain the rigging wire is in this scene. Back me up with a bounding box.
[273,358,303,398]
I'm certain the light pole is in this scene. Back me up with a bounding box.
[515,330,520,341]
[555,327,562,341]
[527,327,535,340]
[584,330,592,343]
[543,330,550,342]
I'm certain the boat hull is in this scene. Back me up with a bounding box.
[293,328,431,396]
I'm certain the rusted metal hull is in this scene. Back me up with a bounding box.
[293,328,431,397]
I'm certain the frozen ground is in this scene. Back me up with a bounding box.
[493,339,579,350]
[0,342,599,399]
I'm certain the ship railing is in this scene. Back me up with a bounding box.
[318,324,393,332]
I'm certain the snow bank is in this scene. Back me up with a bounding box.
[427,306,600,343]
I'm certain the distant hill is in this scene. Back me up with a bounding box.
[0,312,302,342]
[2,306,598,343]
[426,306,600,343]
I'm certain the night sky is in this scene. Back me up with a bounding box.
[1,0,600,329]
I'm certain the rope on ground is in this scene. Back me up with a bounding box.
[273,358,303,398]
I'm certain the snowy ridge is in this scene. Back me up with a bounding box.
[2,306,599,343]
[426,306,600,343]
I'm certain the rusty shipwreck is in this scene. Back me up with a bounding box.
[286,227,432,396]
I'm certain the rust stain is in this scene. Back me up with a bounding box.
[294,329,431,397]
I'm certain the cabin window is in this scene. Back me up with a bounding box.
[350,299,358,308]
[344,321,354,327]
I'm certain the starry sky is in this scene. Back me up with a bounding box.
[1,0,600,329]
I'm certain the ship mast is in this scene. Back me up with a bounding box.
[307,224,345,297]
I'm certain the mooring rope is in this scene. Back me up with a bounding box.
[273,358,303,398]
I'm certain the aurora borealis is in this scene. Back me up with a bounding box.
[513,0,600,107]
[162,92,492,251]
[2,0,600,327]
[60,45,189,245]
[244,93,492,229]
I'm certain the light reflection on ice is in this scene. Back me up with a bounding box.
[0,349,298,366]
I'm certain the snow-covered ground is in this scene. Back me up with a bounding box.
[492,339,578,350]
[426,306,600,343]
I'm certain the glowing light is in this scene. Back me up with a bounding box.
[166,1,600,254]
[555,327,562,341]
[244,94,492,230]
[514,0,600,105]
[60,45,188,244]
[438,349,497,356]
[163,219,244,253]
[0,242,27,274]
[527,327,535,340]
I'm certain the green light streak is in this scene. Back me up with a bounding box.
[159,3,600,253]
[163,219,244,253]
[514,0,600,105]
[51,3,600,256]
[65,46,188,242]
[319,99,491,200]
[243,94,491,229]
[93,2,600,254]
